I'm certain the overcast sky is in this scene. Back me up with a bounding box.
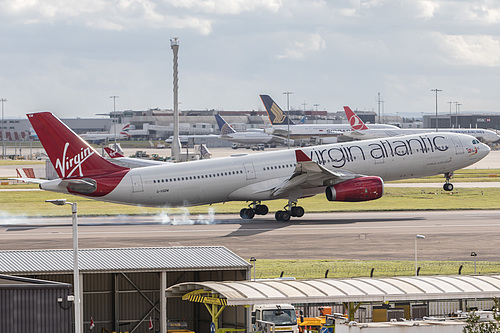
[1,0,500,119]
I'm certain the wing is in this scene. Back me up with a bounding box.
[9,177,50,184]
[270,150,362,197]
[271,129,291,137]
[106,157,169,168]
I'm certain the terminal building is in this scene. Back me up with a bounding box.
[2,109,499,146]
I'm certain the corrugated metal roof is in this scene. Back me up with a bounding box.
[166,275,500,305]
[0,246,251,274]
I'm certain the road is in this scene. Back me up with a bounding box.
[1,210,499,261]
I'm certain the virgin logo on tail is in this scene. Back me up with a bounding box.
[55,142,94,178]
[344,106,369,131]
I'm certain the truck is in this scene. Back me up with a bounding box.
[253,304,298,333]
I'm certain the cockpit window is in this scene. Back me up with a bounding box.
[472,139,480,144]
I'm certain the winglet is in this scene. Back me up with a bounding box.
[295,149,311,162]
[344,106,369,131]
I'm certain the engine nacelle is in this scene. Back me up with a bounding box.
[325,176,384,202]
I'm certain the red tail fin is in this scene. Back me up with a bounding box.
[343,106,369,131]
[104,147,125,158]
[27,112,129,179]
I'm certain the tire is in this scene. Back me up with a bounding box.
[240,208,255,219]
[443,183,454,191]
[291,206,305,217]
[255,205,269,215]
[275,211,283,221]
[245,209,255,219]
[281,211,291,222]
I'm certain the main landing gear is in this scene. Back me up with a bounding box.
[443,172,454,191]
[240,201,269,220]
[275,202,305,222]
[239,200,305,221]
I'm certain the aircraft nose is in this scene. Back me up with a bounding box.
[479,142,491,158]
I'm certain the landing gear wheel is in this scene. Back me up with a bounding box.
[443,183,454,191]
[240,208,255,219]
[281,211,290,222]
[255,204,269,215]
[275,210,291,222]
[291,206,304,217]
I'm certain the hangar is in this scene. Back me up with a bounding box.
[0,246,251,333]
[0,274,72,333]
[166,275,500,331]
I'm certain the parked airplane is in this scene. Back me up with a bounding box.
[81,123,131,143]
[343,106,500,143]
[18,112,489,221]
[215,114,291,146]
[260,95,398,144]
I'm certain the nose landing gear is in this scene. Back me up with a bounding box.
[443,172,454,191]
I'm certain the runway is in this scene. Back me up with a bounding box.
[1,210,499,261]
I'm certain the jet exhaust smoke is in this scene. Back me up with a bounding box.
[156,207,216,225]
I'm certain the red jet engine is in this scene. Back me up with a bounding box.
[326,176,384,202]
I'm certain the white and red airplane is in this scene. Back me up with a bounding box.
[343,106,500,143]
[260,95,398,144]
[18,112,489,221]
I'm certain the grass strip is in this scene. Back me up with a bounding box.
[248,259,500,279]
[0,187,499,217]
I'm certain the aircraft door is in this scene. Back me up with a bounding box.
[451,137,464,155]
[243,162,256,180]
[131,174,144,193]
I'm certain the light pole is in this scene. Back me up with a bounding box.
[471,252,477,274]
[46,199,81,333]
[456,103,461,129]
[110,95,119,146]
[431,89,442,132]
[250,257,257,281]
[283,91,293,149]
[1,98,6,159]
[415,234,425,276]
[448,102,453,127]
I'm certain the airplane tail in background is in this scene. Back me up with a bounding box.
[104,147,125,158]
[27,112,129,179]
[343,106,369,131]
[260,95,296,126]
[120,123,132,138]
[215,114,237,135]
